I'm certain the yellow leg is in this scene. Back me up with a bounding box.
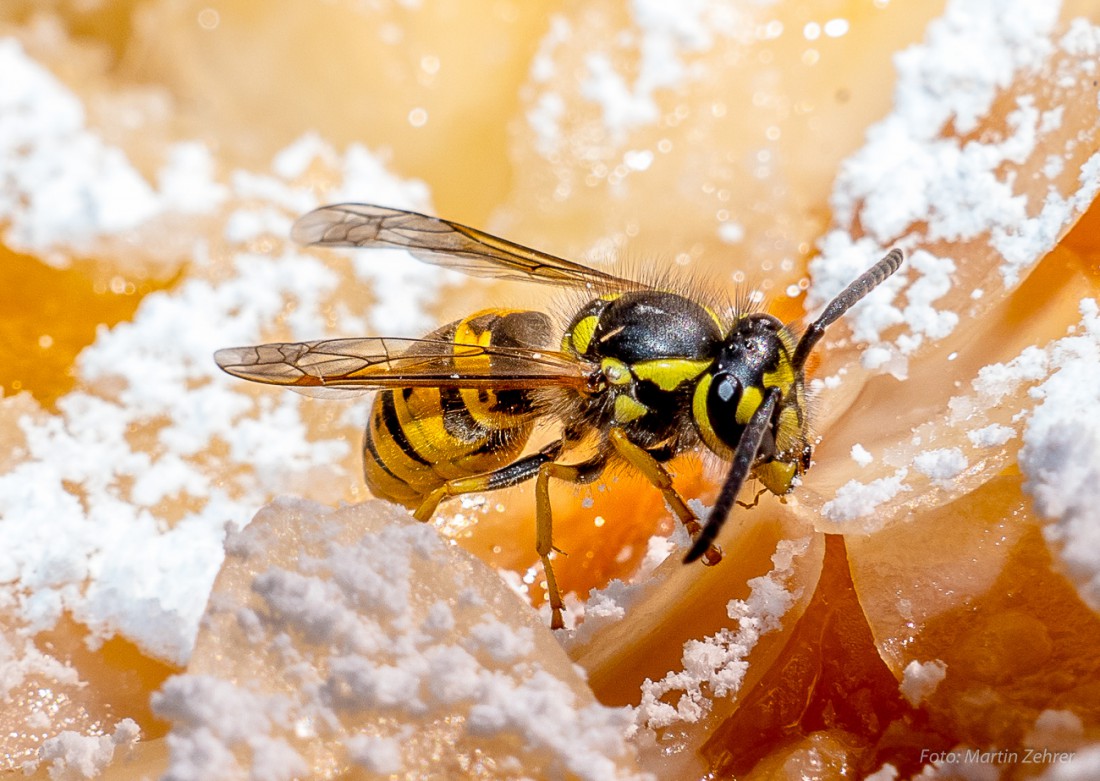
[408,444,595,630]
[608,428,722,566]
[535,459,605,630]
[414,487,447,522]
[412,447,559,522]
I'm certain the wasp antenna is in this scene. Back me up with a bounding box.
[684,387,780,564]
[791,248,904,370]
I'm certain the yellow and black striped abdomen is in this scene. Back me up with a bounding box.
[363,309,550,508]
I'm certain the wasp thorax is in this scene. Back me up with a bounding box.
[567,291,723,363]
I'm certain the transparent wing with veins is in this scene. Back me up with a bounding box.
[214,337,593,399]
[292,203,641,291]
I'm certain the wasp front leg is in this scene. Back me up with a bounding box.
[608,428,722,566]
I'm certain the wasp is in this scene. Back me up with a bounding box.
[216,204,902,629]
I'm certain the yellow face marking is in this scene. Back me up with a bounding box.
[735,385,763,425]
[614,394,649,423]
[763,359,795,392]
[632,358,712,391]
[569,315,599,355]
[600,357,632,385]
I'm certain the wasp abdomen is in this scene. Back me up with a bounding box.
[363,309,551,507]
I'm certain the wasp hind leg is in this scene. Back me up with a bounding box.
[608,428,722,566]
[412,444,561,522]
[411,441,602,630]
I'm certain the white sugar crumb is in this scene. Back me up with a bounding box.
[528,2,749,154]
[635,537,810,731]
[913,448,968,481]
[0,38,159,260]
[421,599,456,635]
[223,207,293,243]
[0,43,446,665]
[850,443,874,467]
[0,40,234,263]
[901,251,959,343]
[1043,747,1100,781]
[949,299,1100,613]
[968,423,1016,448]
[153,675,309,781]
[1044,153,1066,179]
[465,620,536,664]
[34,719,141,781]
[822,469,910,523]
[812,1,1100,357]
[567,580,632,644]
[271,131,338,179]
[828,0,1056,240]
[902,1,1056,135]
[865,763,900,781]
[525,16,571,156]
[345,734,404,774]
[899,659,947,706]
[639,532,676,576]
[158,141,229,213]
[566,534,673,647]
[153,500,649,781]
[858,332,906,375]
[581,52,660,138]
[1026,709,1084,749]
[1039,105,1065,133]
[996,149,1100,287]
[1019,299,1100,611]
[971,345,1050,404]
[580,1,739,139]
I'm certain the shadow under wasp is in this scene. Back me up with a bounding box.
[215,204,902,629]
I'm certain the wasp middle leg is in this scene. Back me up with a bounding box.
[608,428,722,566]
